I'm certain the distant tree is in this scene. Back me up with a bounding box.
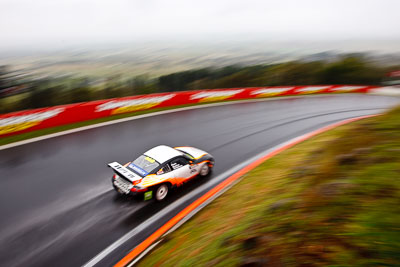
[158,68,210,92]
[211,65,243,79]
[132,75,146,93]
[1,56,391,114]
[131,75,147,93]
[0,65,25,95]
[124,75,158,95]
[26,80,57,108]
[104,75,123,98]
[282,61,324,85]
[318,56,383,85]
[183,65,266,90]
[253,61,323,86]
[186,66,244,89]
[0,65,7,92]
[70,87,92,103]
[210,69,258,88]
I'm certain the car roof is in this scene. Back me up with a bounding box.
[144,145,183,163]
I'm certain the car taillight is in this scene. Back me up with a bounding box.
[132,185,147,192]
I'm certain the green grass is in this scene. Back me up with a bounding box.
[138,105,400,267]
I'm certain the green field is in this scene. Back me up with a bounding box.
[139,106,400,267]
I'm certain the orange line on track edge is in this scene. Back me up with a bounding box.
[114,114,378,267]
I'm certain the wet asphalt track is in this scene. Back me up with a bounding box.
[0,94,399,267]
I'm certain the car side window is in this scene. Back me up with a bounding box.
[171,157,188,170]
[157,164,172,175]
[164,164,172,173]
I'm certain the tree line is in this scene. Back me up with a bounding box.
[0,55,397,114]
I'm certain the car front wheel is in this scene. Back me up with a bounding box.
[199,164,210,177]
[155,184,169,201]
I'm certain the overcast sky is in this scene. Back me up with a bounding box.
[1,0,399,49]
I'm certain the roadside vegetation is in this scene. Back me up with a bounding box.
[139,106,400,267]
[1,55,399,114]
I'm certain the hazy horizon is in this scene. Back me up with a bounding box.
[1,0,399,53]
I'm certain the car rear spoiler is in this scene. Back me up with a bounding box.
[107,162,142,182]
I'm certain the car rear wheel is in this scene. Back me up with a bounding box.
[199,164,210,177]
[155,184,169,201]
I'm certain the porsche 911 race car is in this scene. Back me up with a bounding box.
[108,145,215,201]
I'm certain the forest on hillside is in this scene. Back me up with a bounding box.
[1,55,398,114]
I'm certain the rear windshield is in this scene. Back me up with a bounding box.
[175,149,194,159]
[128,155,160,176]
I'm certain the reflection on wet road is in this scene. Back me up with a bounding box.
[0,94,399,266]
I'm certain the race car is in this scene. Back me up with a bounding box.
[108,145,214,201]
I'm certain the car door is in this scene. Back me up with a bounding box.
[169,157,194,185]
[153,163,174,184]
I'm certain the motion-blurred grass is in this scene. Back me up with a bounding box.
[139,105,400,267]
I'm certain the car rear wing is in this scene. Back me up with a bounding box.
[108,162,142,182]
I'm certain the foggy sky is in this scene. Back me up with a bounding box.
[1,0,399,49]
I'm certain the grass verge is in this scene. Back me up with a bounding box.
[138,105,400,267]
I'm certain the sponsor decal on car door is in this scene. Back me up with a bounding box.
[170,158,192,185]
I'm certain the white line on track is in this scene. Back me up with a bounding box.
[82,149,270,267]
[2,93,391,265]
[0,94,339,151]
[83,120,360,267]
[127,176,245,267]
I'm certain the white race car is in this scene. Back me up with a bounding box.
[108,145,215,201]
